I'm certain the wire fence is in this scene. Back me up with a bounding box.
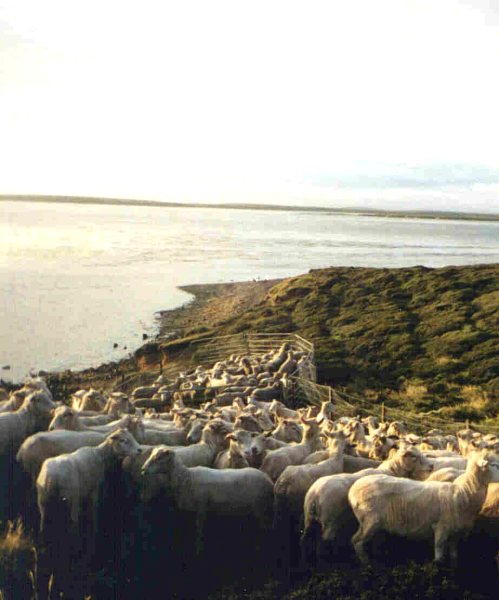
[113,332,497,435]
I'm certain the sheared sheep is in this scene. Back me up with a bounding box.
[348,450,499,565]
[301,447,433,562]
[261,418,322,482]
[37,428,142,537]
[141,447,274,554]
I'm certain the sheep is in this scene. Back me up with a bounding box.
[0,390,26,413]
[215,429,267,468]
[37,428,142,537]
[261,418,323,482]
[47,406,134,434]
[140,447,274,554]
[0,391,56,456]
[214,438,250,469]
[301,447,433,561]
[269,400,298,420]
[168,419,232,467]
[70,388,106,412]
[480,482,499,519]
[274,437,345,524]
[250,382,282,403]
[342,455,381,473]
[277,352,298,376]
[428,456,468,471]
[272,418,302,443]
[348,450,499,565]
[426,467,463,482]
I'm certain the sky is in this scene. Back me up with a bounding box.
[1,0,499,213]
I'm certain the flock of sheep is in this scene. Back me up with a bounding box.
[0,341,498,594]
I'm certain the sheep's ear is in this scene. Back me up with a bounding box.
[225,433,236,441]
[477,458,489,469]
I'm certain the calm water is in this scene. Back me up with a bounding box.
[1,201,498,382]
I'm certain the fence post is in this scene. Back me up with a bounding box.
[381,402,386,423]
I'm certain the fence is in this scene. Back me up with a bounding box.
[290,376,499,436]
[115,331,497,435]
[114,332,315,394]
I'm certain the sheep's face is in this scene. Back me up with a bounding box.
[400,448,433,480]
[186,419,206,444]
[141,447,175,476]
[48,407,77,431]
[234,415,262,433]
[230,430,265,467]
[273,420,302,443]
[24,391,56,416]
[202,420,232,448]
[475,451,499,483]
[109,429,142,458]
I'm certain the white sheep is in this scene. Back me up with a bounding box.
[348,450,499,565]
[37,428,142,537]
[0,391,55,456]
[301,447,433,562]
[261,418,322,482]
[141,446,274,554]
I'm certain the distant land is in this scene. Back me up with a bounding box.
[1,194,499,222]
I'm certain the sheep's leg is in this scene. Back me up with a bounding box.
[448,536,459,568]
[195,512,206,557]
[352,519,379,565]
[433,525,449,564]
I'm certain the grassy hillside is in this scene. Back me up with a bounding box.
[162,264,499,423]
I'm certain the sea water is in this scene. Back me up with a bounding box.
[1,200,498,382]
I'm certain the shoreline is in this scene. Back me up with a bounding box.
[2,195,499,222]
[34,278,283,392]
[155,279,283,342]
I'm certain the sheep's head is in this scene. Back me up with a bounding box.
[471,450,499,483]
[273,419,302,443]
[186,418,207,444]
[398,447,433,480]
[202,419,233,448]
[24,391,56,417]
[48,406,78,431]
[141,447,176,477]
[228,429,266,467]
[108,428,142,458]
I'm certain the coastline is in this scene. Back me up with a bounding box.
[2,195,499,222]
[39,278,283,393]
[156,279,283,341]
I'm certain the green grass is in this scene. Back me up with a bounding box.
[161,264,499,423]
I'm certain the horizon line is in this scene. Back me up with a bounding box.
[1,194,499,223]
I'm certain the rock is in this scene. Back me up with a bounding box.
[113,343,118,348]
[1,365,10,370]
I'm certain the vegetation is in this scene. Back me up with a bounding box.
[162,264,499,425]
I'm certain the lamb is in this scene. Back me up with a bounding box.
[37,428,142,535]
[0,391,56,456]
[301,447,433,560]
[141,447,274,554]
[261,418,322,482]
[348,450,499,565]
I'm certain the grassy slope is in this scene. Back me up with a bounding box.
[162,264,499,422]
